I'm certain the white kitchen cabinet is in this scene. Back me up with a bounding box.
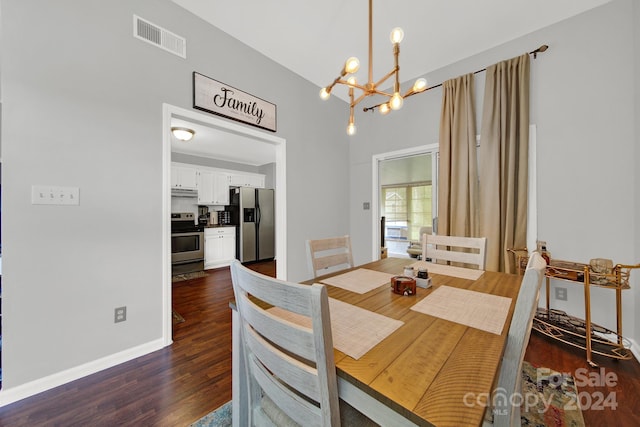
[228,173,265,188]
[171,165,198,189]
[197,171,230,205]
[212,172,231,204]
[205,227,236,269]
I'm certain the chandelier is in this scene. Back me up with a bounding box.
[319,0,428,135]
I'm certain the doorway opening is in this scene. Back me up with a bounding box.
[162,104,287,346]
[371,144,438,260]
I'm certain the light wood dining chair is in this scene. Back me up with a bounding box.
[230,260,376,427]
[306,235,354,279]
[421,234,487,270]
[486,251,546,427]
[407,226,432,259]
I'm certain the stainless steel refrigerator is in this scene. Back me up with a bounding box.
[227,187,275,262]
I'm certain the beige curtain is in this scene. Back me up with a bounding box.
[479,54,530,273]
[438,73,478,238]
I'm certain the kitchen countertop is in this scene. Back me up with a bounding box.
[203,225,235,228]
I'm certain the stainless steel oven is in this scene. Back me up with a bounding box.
[171,213,204,275]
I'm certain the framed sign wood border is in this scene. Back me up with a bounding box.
[192,72,277,132]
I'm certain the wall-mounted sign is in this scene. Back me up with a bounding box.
[193,72,277,132]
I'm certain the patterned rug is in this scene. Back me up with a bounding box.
[521,361,585,426]
[190,401,231,427]
[172,271,207,282]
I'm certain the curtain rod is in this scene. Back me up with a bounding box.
[363,44,548,112]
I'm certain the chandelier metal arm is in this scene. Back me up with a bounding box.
[342,80,369,93]
[351,87,395,108]
[393,44,401,93]
[373,67,398,91]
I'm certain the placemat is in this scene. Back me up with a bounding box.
[408,260,484,280]
[410,286,511,335]
[269,297,404,360]
[319,268,395,294]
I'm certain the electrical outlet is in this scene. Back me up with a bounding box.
[555,287,567,301]
[114,306,127,323]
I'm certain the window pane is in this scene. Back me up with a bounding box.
[408,185,432,240]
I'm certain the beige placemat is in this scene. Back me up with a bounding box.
[269,297,404,360]
[408,260,485,281]
[410,286,511,335]
[319,268,395,294]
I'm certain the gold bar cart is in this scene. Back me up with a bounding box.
[509,248,639,367]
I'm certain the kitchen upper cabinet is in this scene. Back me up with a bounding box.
[204,227,236,269]
[198,170,230,205]
[171,165,198,189]
[228,173,265,188]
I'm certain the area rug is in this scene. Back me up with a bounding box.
[172,271,207,282]
[190,401,231,427]
[521,361,585,426]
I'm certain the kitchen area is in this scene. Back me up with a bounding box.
[171,160,276,277]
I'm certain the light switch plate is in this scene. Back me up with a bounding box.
[31,185,80,205]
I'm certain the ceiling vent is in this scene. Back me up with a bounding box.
[133,15,186,59]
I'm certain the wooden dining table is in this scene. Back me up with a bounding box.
[232,257,523,427]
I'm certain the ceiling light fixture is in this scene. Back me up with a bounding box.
[320,0,428,135]
[171,127,195,141]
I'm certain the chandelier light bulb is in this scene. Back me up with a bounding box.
[344,57,360,74]
[347,122,357,136]
[390,27,404,44]
[379,103,390,115]
[319,87,331,100]
[347,76,357,86]
[413,78,428,93]
[390,92,403,110]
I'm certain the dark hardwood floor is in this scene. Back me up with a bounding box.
[525,331,640,426]
[0,262,275,427]
[0,260,637,426]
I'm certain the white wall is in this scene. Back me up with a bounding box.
[0,0,349,398]
[349,0,639,345]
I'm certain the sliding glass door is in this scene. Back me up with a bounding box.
[376,149,438,258]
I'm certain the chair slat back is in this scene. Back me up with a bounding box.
[306,235,354,278]
[422,234,487,269]
[231,260,340,427]
[492,251,546,427]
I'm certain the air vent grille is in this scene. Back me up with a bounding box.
[133,15,186,59]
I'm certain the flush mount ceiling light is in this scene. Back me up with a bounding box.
[319,0,428,135]
[171,127,195,141]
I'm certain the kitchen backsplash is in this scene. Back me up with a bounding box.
[171,197,225,219]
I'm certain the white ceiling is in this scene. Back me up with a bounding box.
[170,118,276,166]
[170,0,611,164]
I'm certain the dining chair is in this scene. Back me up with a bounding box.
[406,226,432,259]
[486,251,546,427]
[422,234,487,269]
[306,235,354,279]
[230,260,376,427]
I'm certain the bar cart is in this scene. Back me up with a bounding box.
[509,248,639,367]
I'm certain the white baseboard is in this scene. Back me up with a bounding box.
[629,338,640,363]
[0,338,167,407]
